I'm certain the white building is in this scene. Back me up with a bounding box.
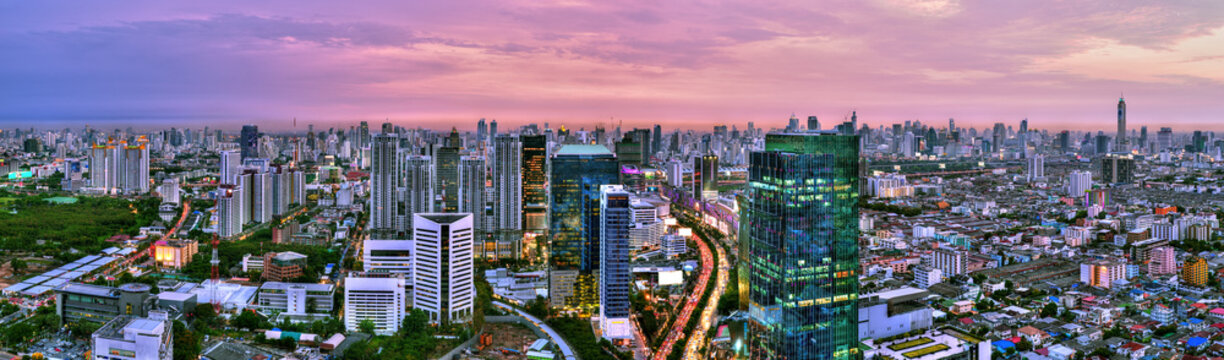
[217,185,243,238]
[912,265,942,289]
[363,238,415,288]
[91,310,172,360]
[400,155,433,234]
[858,288,934,340]
[667,160,683,188]
[219,150,241,184]
[343,273,406,336]
[932,248,966,276]
[159,179,180,205]
[1067,170,1092,196]
[662,234,687,257]
[1027,154,1045,181]
[413,213,476,325]
[256,282,335,315]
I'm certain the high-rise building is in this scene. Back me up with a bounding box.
[598,185,632,340]
[412,213,476,325]
[88,137,150,194]
[493,135,522,233]
[401,155,434,235]
[1183,256,1208,287]
[1117,97,1127,148]
[745,132,860,360]
[932,248,967,276]
[807,116,820,131]
[436,146,461,213]
[241,125,260,160]
[219,150,241,184]
[667,159,684,189]
[217,185,243,238]
[521,135,548,234]
[1157,127,1173,150]
[549,145,619,308]
[1100,153,1135,184]
[1067,170,1093,196]
[370,134,400,232]
[362,237,415,290]
[1026,154,1044,181]
[458,156,487,254]
[343,273,406,335]
[693,154,718,201]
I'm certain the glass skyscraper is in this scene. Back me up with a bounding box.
[548,145,619,309]
[745,132,860,360]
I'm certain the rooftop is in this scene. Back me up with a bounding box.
[555,144,613,156]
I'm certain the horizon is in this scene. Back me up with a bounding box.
[3,1,1224,132]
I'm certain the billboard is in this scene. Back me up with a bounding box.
[659,270,684,285]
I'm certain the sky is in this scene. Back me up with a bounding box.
[2,0,1224,132]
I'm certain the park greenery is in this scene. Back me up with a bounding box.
[341,309,448,360]
[547,315,631,360]
[180,227,342,281]
[0,192,162,258]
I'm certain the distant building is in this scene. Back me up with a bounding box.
[1067,170,1093,196]
[858,288,933,340]
[1080,260,1125,288]
[1147,246,1176,276]
[1099,153,1135,184]
[693,154,718,201]
[91,310,173,360]
[153,240,197,269]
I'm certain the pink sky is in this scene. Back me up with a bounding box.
[2,0,1223,132]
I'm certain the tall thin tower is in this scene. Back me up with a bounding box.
[1116,96,1127,149]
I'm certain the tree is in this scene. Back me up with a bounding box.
[358,319,376,334]
[1016,337,1033,351]
[526,295,551,319]
[232,310,265,331]
[1041,303,1059,318]
[305,298,318,314]
[172,320,201,360]
[9,259,27,273]
[401,309,431,335]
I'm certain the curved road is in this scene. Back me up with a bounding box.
[653,231,714,360]
[683,233,729,360]
[492,300,578,360]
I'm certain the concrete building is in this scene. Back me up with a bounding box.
[1080,260,1125,288]
[217,185,243,238]
[369,134,400,232]
[932,248,967,276]
[57,283,154,325]
[599,185,633,340]
[400,154,433,235]
[91,310,172,360]
[413,213,476,325]
[261,251,308,282]
[256,282,335,315]
[1148,246,1176,276]
[343,273,407,336]
[912,265,942,289]
[858,288,934,340]
[1067,170,1093,196]
[153,240,197,269]
[1183,256,1208,287]
[219,150,241,185]
[363,238,415,288]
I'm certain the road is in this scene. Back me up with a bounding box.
[682,232,729,360]
[653,230,714,360]
[492,300,578,360]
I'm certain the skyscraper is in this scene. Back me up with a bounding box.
[1117,97,1127,148]
[401,155,434,236]
[745,132,860,360]
[1068,170,1093,196]
[1100,153,1135,184]
[219,150,241,185]
[693,154,718,201]
[436,146,461,213]
[217,185,243,238]
[240,125,259,160]
[493,135,523,258]
[458,156,487,256]
[521,135,548,233]
[598,185,632,340]
[369,134,399,232]
[412,213,476,325]
[549,145,619,309]
[1027,154,1044,181]
[807,115,820,131]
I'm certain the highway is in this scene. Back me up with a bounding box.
[682,232,729,360]
[652,230,714,360]
[492,300,578,360]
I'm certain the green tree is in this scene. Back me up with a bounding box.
[358,319,376,334]
[1041,303,1058,317]
[9,258,27,273]
[232,310,265,331]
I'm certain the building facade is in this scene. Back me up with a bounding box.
[413,213,476,325]
[548,145,619,309]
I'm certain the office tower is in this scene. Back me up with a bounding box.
[217,185,242,238]
[382,122,394,134]
[992,122,1006,153]
[1019,118,1028,148]
[234,173,251,226]
[91,311,173,360]
[598,185,632,340]
[401,155,434,235]
[56,283,154,326]
[549,145,619,308]
[160,179,180,205]
[669,131,680,154]
[1192,130,1207,153]
[1148,246,1176,275]
[219,150,241,184]
[1100,153,1135,184]
[807,116,820,131]
[1139,126,1149,150]
[1117,97,1127,148]
[1026,155,1044,181]
[1067,170,1093,196]
[1094,133,1110,154]
[436,146,461,213]
[1183,256,1208,287]
[477,118,488,142]
[693,154,718,201]
[358,121,370,149]
[652,124,662,159]
[1157,127,1173,150]
[343,273,407,335]
[787,114,800,132]
[490,119,498,140]
[370,134,399,232]
[412,213,476,325]
[241,125,259,160]
[521,135,548,232]
[745,132,860,360]
[362,237,415,289]
[1057,131,1071,152]
[668,160,683,188]
[1080,260,1124,288]
[932,247,967,276]
[458,156,487,255]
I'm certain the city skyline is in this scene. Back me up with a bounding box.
[3,1,1224,131]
